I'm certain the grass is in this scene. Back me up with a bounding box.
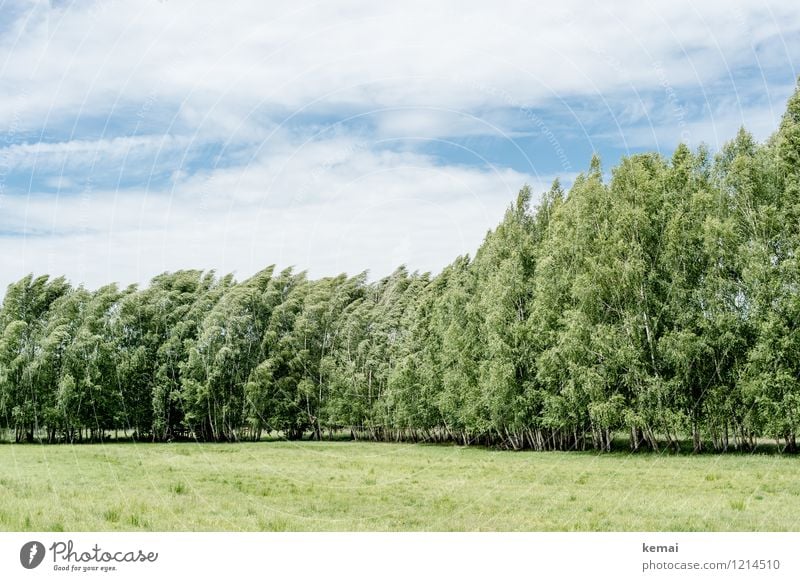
[0,441,798,531]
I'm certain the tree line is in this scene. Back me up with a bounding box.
[3,86,800,452]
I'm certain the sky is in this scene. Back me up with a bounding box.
[0,0,798,290]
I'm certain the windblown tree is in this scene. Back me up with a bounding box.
[471,186,540,448]
[56,284,125,442]
[325,266,422,439]
[245,271,312,440]
[180,268,276,441]
[111,271,229,440]
[0,275,71,442]
[739,87,800,451]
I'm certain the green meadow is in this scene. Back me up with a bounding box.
[0,442,798,531]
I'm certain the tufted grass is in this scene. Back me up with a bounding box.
[0,441,798,531]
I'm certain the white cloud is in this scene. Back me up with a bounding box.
[0,136,557,289]
[1,0,797,133]
[0,135,192,171]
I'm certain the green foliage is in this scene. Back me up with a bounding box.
[4,82,800,451]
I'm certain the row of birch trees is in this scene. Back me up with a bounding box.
[2,86,800,451]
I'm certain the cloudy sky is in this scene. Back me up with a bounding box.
[0,0,798,290]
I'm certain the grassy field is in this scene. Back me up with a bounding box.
[0,441,799,531]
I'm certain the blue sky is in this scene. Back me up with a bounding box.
[0,0,798,289]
